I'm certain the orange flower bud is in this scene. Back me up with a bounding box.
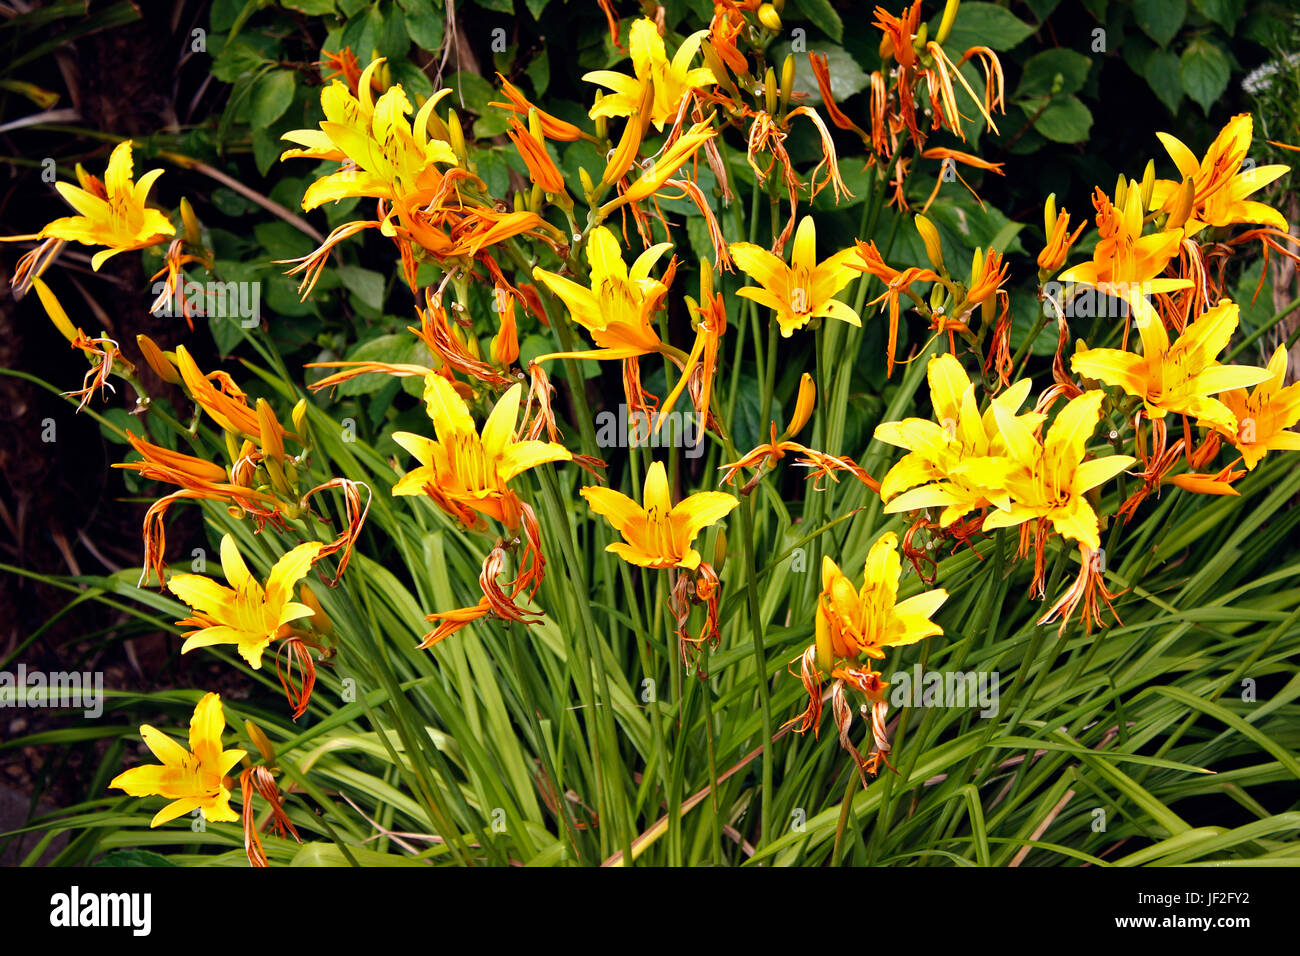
[137,333,181,384]
[784,373,816,437]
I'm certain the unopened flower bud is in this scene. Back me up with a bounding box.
[31,277,79,344]
[915,214,945,271]
[936,0,961,45]
[244,719,276,765]
[256,398,285,462]
[780,54,797,115]
[180,197,202,248]
[1165,175,1196,230]
[784,372,816,437]
[1139,159,1156,210]
[299,582,334,636]
[137,333,181,384]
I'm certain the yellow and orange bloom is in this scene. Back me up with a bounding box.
[167,534,323,669]
[659,272,728,432]
[392,376,571,529]
[1217,345,1300,469]
[809,51,870,142]
[532,226,674,359]
[281,58,458,210]
[984,390,1135,552]
[730,215,863,337]
[507,114,567,196]
[814,532,949,670]
[597,120,716,215]
[109,692,246,827]
[1071,299,1271,434]
[1038,194,1087,274]
[585,18,717,131]
[581,460,737,570]
[1149,114,1291,237]
[173,346,295,453]
[1057,187,1191,328]
[2,140,174,270]
[876,354,1044,526]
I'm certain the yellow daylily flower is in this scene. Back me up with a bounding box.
[7,140,174,270]
[1149,113,1291,237]
[1218,345,1300,469]
[167,534,323,669]
[532,226,673,359]
[875,354,1045,525]
[729,216,863,337]
[1071,299,1272,434]
[392,376,572,528]
[581,460,738,569]
[281,57,458,209]
[109,692,246,827]
[1056,186,1192,327]
[585,18,717,131]
[814,533,949,671]
[983,391,1135,551]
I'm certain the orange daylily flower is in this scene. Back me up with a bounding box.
[730,215,863,337]
[1057,187,1192,328]
[173,346,295,451]
[809,52,869,142]
[814,533,949,668]
[581,460,738,570]
[1217,345,1300,469]
[392,375,572,531]
[109,693,245,827]
[1149,113,1291,237]
[597,121,716,215]
[507,116,566,195]
[2,140,174,271]
[1071,299,1271,434]
[1038,195,1087,273]
[918,147,1005,211]
[491,74,588,142]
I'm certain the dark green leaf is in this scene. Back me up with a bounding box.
[249,70,295,128]
[1192,0,1244,33]
[1024,94,1093,143]
[337,265,387,312]
[282,0,336,13]
[1180,38,1230,114]
[790,0,844,42]
[336,334,411,396]
[1015,48,1093,99]
[1133,0,1186,47]
[1143,48,1183,113]
[398,0,444,50]
[943,2,1035,52]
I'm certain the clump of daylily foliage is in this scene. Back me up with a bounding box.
[8,0,1300,867]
